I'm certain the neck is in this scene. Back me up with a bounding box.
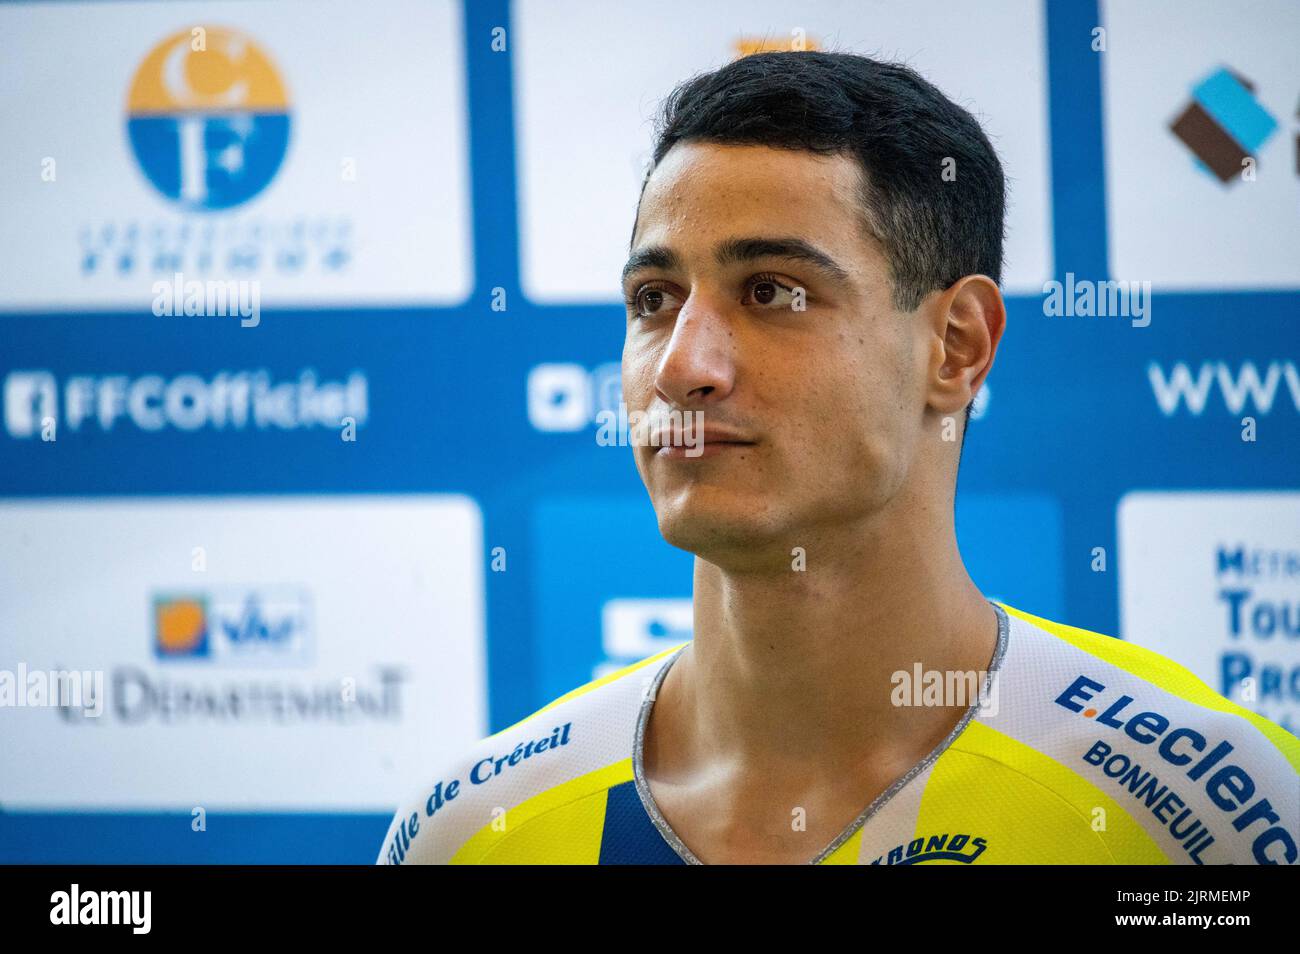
[669,482,999,775]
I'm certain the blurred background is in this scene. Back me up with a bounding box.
[0,0,1296,862]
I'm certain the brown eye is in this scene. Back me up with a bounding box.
[631,285,681,319]
[746,275,797,309]
[638,288,665,314]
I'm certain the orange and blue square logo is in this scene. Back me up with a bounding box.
[153,596,210,658]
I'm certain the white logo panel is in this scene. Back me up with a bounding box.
[0,495,487,810]
[513,0,1052,302]
[0,0,471,310]
[1101,0,1300,289]
[1118,492,1300,735]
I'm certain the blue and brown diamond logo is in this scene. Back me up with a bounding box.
[1170,67,1278,184]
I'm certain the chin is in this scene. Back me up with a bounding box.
[653,492,789,564]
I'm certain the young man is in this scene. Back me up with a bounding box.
[379,52,1298,865]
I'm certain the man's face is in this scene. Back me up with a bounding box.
[622,141,932,561]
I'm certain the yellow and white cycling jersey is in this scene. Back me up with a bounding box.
[377,601,1300,865]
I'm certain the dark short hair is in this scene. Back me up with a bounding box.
[642,51,1006,312]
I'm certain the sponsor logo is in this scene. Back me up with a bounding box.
[1215,544,1300,729]
[126,27,290,211]
[154,596,209,658]
[1055,675,1297,864]
[76,29,353,290]
[734,33,820,58]
[78,217,352,282]
[384,723,574,865]
[526,362,621,433]
[870,833,989,865]
[1147,361,1300,416]
[85,665,405,725]
[53,587,403,725]
[596,599,691,679]
[152,589,311,665]
[1170,67,1278,185]
[3,368,367,438]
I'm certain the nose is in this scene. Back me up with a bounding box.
[653,293,737,409]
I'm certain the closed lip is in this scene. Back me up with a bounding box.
[648,426,757,447]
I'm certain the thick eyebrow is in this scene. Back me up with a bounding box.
[715,236,851,284]
[621,245,680,287]
[621,236,850,288]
